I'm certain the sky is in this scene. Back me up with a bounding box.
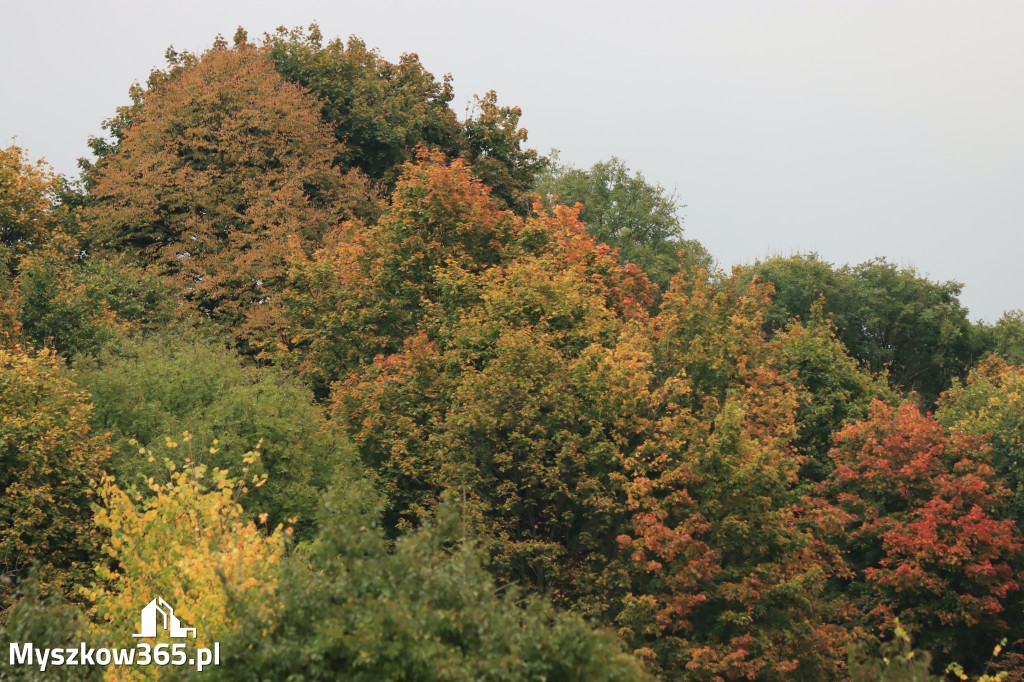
[2,0,1021,321]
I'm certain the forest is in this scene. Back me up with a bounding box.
[2,24,1024,681]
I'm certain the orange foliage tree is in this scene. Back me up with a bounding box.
[282,151,522,395]
[84,43,374,353]
[320,155,657,616]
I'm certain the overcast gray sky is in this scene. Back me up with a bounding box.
[2,0,1021,321]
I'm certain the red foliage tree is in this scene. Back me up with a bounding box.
[822,401,1021,668]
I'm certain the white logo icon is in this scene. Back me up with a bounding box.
[133,598,196,639]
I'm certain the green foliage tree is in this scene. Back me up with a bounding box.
[261,25,461,185]
[0,347,109,608]
[535,154,712,295]
[769,303,897,482]
[460,91,547,215]
[73,330,345,536]
[13,234,176,358]
[846,622,943,682]
[984,310,1024,365]
[742,254,976,404]
[210,486,652,682]
[0,574,100,681]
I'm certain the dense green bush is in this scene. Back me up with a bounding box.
[0,575,100,681]
[73,330,348,536]
[209,486,652,682]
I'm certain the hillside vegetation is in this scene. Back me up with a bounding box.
[2,25,1022,681]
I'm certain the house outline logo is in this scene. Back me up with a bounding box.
[132,597,197,639]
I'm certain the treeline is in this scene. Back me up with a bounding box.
[1,24,1023,681]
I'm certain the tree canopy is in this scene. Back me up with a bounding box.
[83,43,374,353]
[535,155,712,297]
[2,24,1022,682]
[741,253,979,405]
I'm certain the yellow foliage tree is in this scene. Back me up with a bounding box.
[84,446,285,681]
[0,145,71,343]
[0,345,109,610]
[0,145,65,251]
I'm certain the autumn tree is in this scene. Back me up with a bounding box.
[83,43,374,352]
[822,402,1020,670]
[937,357,1024,528]
[0,146,70,253]
[0,145,176,357]
[331,198,656,617]
[282,151,522,395]
[306,156,854,677]
[84,455,285,682]
[0,347,109,609]
[0,145,76,342]
[0,248,18,341]
[616,270,852,680]
[91,25,544,218]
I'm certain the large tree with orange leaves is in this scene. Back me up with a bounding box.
[304,152,653,615]
[84,43,375,353]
